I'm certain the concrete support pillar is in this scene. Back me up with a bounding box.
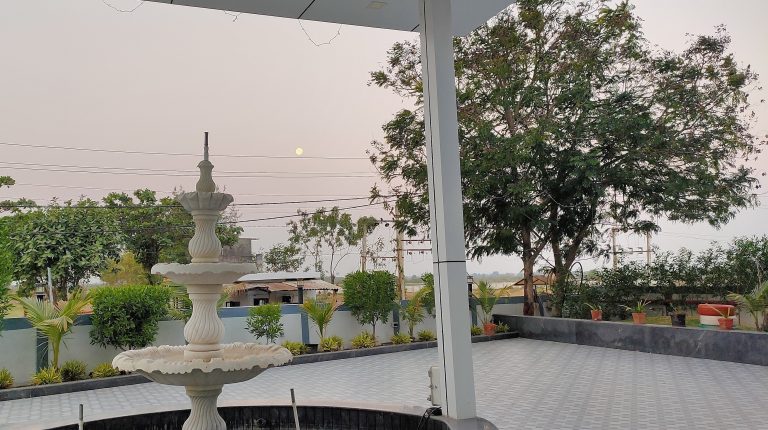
[419,0,477,419]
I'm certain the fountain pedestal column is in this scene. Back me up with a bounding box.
[184,284,225,361]
[184,385,226,430]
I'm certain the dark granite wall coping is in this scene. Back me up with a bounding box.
[496,315,767,366]
[0,374,149,401]
[0,333,518,401]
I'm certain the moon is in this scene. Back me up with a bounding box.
[295,147,304,156]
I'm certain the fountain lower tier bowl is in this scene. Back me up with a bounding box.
[113,343,292,386]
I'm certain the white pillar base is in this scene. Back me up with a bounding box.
[183,386,226,430]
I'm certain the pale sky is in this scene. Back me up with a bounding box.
[1,0,766,277]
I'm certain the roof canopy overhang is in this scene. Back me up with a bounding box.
[145,0,514,35]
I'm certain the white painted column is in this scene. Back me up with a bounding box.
[419,0,477,420]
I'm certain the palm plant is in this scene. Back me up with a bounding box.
[14,289,91,368]
[473,281,509,326]
[300,297,337,348]
[727,281,768,331]
[401,291,426,338]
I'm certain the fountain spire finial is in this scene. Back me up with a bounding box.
[196,131,216,193]
[204,131,209,161]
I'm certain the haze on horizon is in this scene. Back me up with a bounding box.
[1,0,766,277]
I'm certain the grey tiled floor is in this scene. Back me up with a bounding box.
[1,339,767,429]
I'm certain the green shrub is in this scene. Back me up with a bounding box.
[282,341,308,356]
[320,335,343,352]
[91,363,120,379]
[247,304,284,344]
[417,330,437,342]
[390,333,412,344]
[470,325,483,336]
[61,360,87,382]
[90,285,172,350]
[351,331,376,349]
[0,368,13,389]
[495,322,510,334]
[32,367,62,385]
[342,271,398,339]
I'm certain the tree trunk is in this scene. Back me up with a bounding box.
[550,240,565,318]
[521,227,535,316]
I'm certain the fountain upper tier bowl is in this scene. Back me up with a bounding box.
[112,343,292,387]
[152,262,257,285]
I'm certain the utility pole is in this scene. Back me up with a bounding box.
[646,231,652,265]
[47,267,54,302]
[611,227,618,269]
[396,229,405,300]
[360,234,367,272]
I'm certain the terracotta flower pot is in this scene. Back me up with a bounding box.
[632,312,646,324]
[483,322,497,336]
[718,318,734,330]
[590,310,603,321]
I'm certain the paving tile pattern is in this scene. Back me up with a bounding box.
[1,339,767,429]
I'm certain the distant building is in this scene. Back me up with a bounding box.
[227,272,339,307]
[221,238,261,264]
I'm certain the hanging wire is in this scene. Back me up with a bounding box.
[101,0,144,13]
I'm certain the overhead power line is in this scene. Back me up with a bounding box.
[0,200,394,236]
[0,160,375,176]
[0,141,369,160]
[0,195,384,210]
[8,182,366,197]
[0,163,376,179]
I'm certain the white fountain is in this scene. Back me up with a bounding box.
[113,133,292,430]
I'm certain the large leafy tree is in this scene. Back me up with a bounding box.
[103,189,242,282]
[369,0,764,315]
[288,208,376,283]
[6,199,122,298]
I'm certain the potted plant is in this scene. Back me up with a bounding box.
[705,304,736,330]
[473,281,509,335]
[586,303,603,321]
[669,304,687,327]
[623,299,651,325]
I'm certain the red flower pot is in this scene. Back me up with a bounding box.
[718,318,734,330]
[632,312,646,324]
[483,323,497,336]
[590,310,603,321]
[698,304,735,317]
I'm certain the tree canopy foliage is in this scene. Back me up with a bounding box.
[288,208,378,283]
[5,199,122,298]
[102,189,242,282]
[369,0,765,315]
[264,243,305,272]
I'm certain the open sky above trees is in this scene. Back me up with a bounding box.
[0,0,766,276]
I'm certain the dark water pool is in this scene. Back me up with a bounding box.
[47,405,448,430]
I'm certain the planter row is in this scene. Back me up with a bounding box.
[0,332,518,401]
